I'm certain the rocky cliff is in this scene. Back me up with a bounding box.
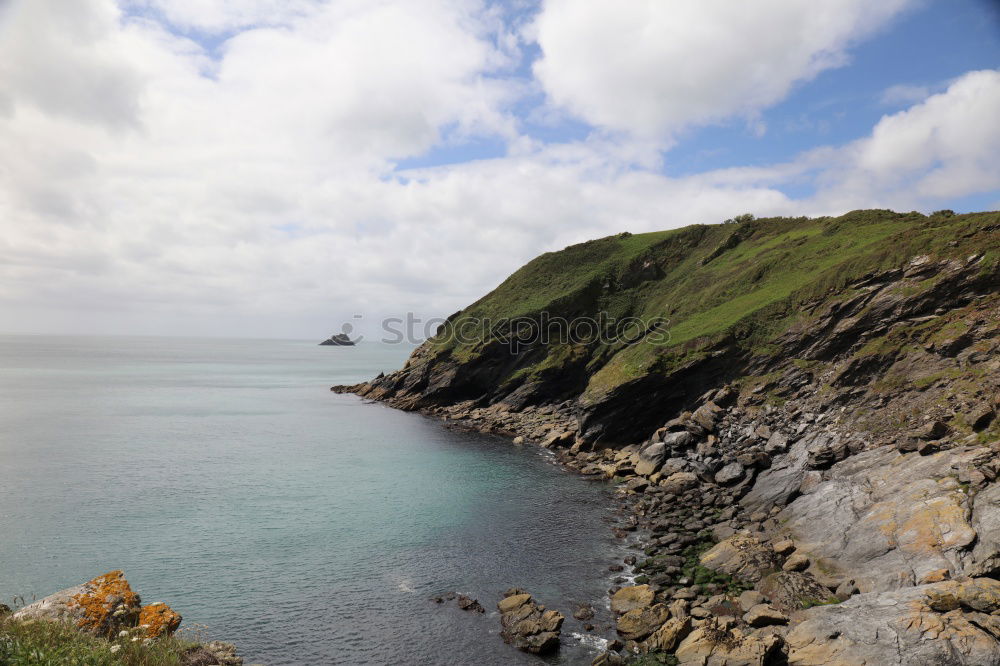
[338,209,1000,664]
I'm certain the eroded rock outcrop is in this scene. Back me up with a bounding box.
[497,589,565,655]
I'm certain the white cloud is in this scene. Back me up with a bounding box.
[531,0,915,138]
[125,0,321,33]
[880,83,931,107]
[0,1,996,339]
[822,69,1000,204]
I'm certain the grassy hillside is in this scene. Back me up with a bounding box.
[425,209,1000,409]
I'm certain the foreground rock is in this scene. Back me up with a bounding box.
[497,589,565,655]
[139,601,183,638]
[10,571,241,664]
[675,621,783,665]
[13,570,141,638]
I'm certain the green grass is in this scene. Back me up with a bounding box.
[419,210,1000,403]
[0,617,199,666]
[800,596,842,609]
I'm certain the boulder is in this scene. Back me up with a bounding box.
[641,616,692,653]
[497,590,564,655]
[663,430,695,450]
[743,603,788,627]
[757,571,835,612]
[786,578,1000,665]
[691,402,724,433]
[741,435,813,513]
[138,602,182,638]
[675,622,783,665]
[714,462,744,485]
[699,535,781,584]
[616,603,670,641]
[737,590,766,612]
[660,472,699,495]
[764,431,789,455]
[13,570,141,638]
[610,585,655,614]
[782,552,810,572]
[636,442,667,476]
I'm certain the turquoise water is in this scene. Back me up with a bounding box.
[0,336,621,664]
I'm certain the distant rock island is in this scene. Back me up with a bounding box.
[319,333,355,346]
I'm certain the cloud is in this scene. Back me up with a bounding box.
[825,69,1000,204]
[531,0,915,138]
[0,0,996,339]
[125,0,321,33]
[0,0,144,128]
[880,83,932,107]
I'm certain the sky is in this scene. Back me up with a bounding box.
[1,0,999,340]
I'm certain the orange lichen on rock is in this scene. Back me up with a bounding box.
[139,602,182,638]
[67,570,141,637]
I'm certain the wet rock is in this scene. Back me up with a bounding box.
[610,585,655,614]
[497,590,564,655]
[573,603,595,621]
[786,578,1000,665]
[13,570,141,638]
[456,595,485,613]
[591,651,627,666]
[138,602,182,638]
[542,430,575,448]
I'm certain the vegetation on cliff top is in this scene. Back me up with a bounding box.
[425,209,999,406]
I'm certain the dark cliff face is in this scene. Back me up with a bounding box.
[341,210,1000,448]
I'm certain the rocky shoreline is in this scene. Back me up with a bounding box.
[333,246,1000,663]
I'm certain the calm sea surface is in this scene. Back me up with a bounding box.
[0,336,624,665]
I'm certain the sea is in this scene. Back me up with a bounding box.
[0,335,627,665]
